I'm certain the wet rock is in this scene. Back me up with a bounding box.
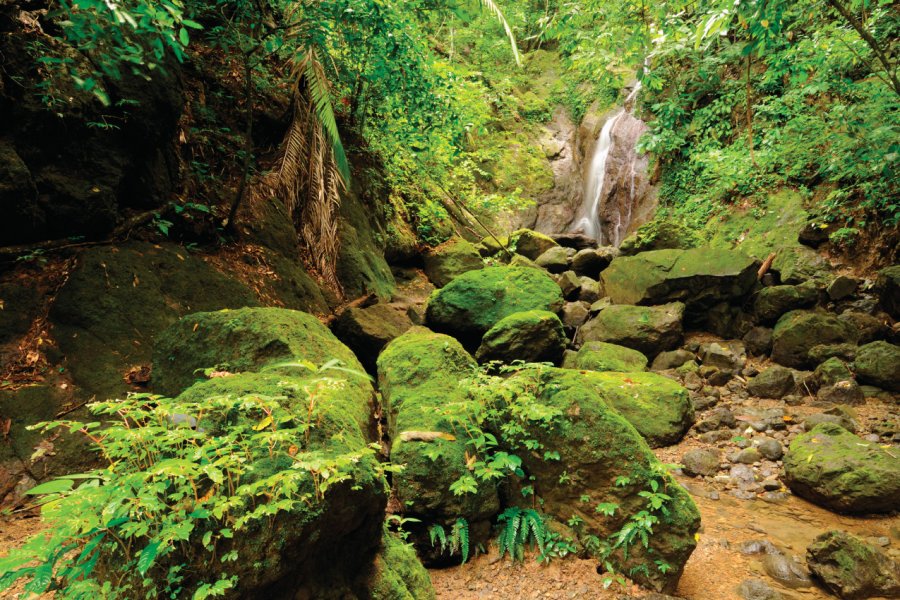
[553,270,582,300]
[771,310,858,369]
[852,341,900,392]
[754,284,818,325]
[422,237,484,287]
[476,310,567,365]
[784,423,900,513]
[740,540,779,556]
[651,349,696,371]
[762,552,812,589]
[561,301,591,329]
[875,265,900,319]
[729,464,757,489]
[762,478,782,491]
[682,448,721,477]
[737,578,783,600]
[535,246,570,273]
[756,438,784,461]
[827,276,859,301]
[816,380,865,405]
[743,326,774,356]
[747,366,797,399]
[576,302,684,359]
[807,530,900,600]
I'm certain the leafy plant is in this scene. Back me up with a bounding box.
[428,518,471,563]
[496,507,545,561]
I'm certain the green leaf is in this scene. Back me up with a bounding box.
[25,479,74,495]
[178,27,189,46]
[137,540,161,575]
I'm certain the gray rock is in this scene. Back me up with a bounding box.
[803,412,857,432]
[853,341,900,392]
[577,277,602,303]
[816,380,865,405]
[743,326,774,356]
[737,578,783,600]
[838,311,890,344]
[747,366,797,399]
[739,540,779,556]
[827,275,859,301]
[535,246,570,273]
[575,302,684,359]
[756,438,784,461]
[682,448,721,477]
[696,407,736,432]
[735,448,762,464]
[651,349,696,371]
[553,270,582,300]
[807,530,900,600]
[875,265,900,319]
[561,301,590,329]
[762,552,812,589]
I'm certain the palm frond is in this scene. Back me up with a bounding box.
[476,0,522,66]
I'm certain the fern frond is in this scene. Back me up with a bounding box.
[429,524,448,552]
[476,0,522,66]
[525,511,545,554]
[455,518,470,564]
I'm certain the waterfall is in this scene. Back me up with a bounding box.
[570,80,650,246]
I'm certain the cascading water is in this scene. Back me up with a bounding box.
[570,80,652,246]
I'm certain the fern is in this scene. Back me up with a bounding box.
[496,507,546,561]
[429,518,470,563]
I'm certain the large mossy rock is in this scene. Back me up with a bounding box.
[585,371,694,447]
[601,248,758,317]
[852,341,900,392]
[875,265,900,319]
[51,242,259,401]
[747,366,797,399]
[753,284,818,325]
[425,266,564,347]
[806,531,900,600]
[332,303,414,374]
[378,328,499,555]
[364,533,436,600]
[511,228,559,260]
[423,237,484,287]
[771,310,858,369]
[475,310,566,364]
[152,307,366,398]
[562,341,648,373]
[618,220,700,256]
[503,368,700,592]
[783,424,900,514]
[575,303,684,359]
[336,193,396,300]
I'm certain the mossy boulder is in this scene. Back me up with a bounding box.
[601,248,758,318]
[783,424,900,514]
[875,265,900,319]
[814,357,853,389]
[774,246,832,285]
[475,310,566,365]
[332,303,414,374]
[501,368,700,592]
[771,310,858,369]
[619,220,700,256]
[562,341,648,373]
[152,307,367,400]
[806,530,900,600]
[365,533,436,600]
[753,284,818,325]
[576,303,684,359]
[423,237,484,288]
[336,193,396,300]
[378,328,499,556]
[852,341,900,392]
[511,228,559,260]
[747,366,797,399]
[425,266,564,347]
[585,371,694,447]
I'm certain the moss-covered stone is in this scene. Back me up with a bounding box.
[806,530,900,600]
[783,423,900,514]
[601,248,758,318]
[425,266,564,347]
[378,328,499,555]
[423,237,484,288]
[152,307,366,399]
[747,366,797,398]
[875,265,900,319]
[814,357,853,389]
[619,219,700,256]
[753,284,818,325]
[365,533,436,600]
[562,341,648,373]
[502,368,700,592]
[852,341,900,392]
[510,228,559,260]
[332,303,414,374]
[336,192,396,300]
[575,303,684,359]
[771,310,858,369]
[475,310,566,365]
[584,371,694,447]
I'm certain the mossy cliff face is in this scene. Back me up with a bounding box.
[425,266,564,347]
[378,328,500,556]
[562,341,649,373]
[783,423,900,514]
[500,368,700,593]
[619,220,700,256]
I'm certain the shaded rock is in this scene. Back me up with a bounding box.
[336,193,396,300]
[852,341,900,392]
[817,381,865,405]
[827,276,859,301]
[563,341,648,373]
[550,232,597,250]
[798,220,831,248]
[774,246,832,285]
[753,284,818,325]
[803,412,857,432]
[809,342,858,364]
[837,311,890,344]
[696,407,736,432]
[422,237,483,287]
[619,220,700,256]
[771,310,857,369]
[875,265,900,319]
[784,423,900,513]
[699,340,746,371]
[535,246,570,273]
[737,578,783,600]
[561,301,591,329]
[571,246,617,278]
[814,357,853,388]
[576,302,684,359]
[756,438,784,461]
[806,530,900,600]
[365,533,436,599]
[476,310,566,365]
[747,367,797,399]
[762,552,812,589]
[0,139,41,244]
[651,349,696,371]
[578,277,603,303]
[743,327,774,356]
[332,303,414,373]
[425,266,563,347]
[682,448,721,477]
[554,270,582,300]
[512,229,559,260]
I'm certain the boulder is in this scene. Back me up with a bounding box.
[577,277,603,303]
[422,237,483,287]
[699,341,746,371]
[550,232,597,250]
[783,424,900,513]
[650,349,695,371]
[585,371,694,447]
[816,381,864,405]
[837,311,889,344]
[814,357,853,388]
[747,367,797,399]
[571,246,617,278]
[875,265,900,319]
[475,310,566,365]
[332,303,414,373]
[554,270,582,300]
[737,578,783,600]
[425,266,564,347]
[618,220,700,256]
[774,246,832,285]
[806,531,900,600]
[826,276,859,301]
[563,341,648,373]
[152,307,365,399]
[364,533,436,600]
[378,328,499,553]
[809,343,858,364]
[500,368,700,592]
[561,301,591,329]
[753,284,818,325]
[681,448,721,477]
[535,246,570,273]
[852,341,900,392]
[601,248,758,318]
[512,229,559,260]
[743,326,774,356]
[576,303,684,359]
[771,310,858,369]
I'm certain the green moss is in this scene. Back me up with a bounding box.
[562,341,648,373]
[852,341,900,392]
[771,310,857,369]
[425,266,564,346]
[619,219,700,255]
[509,229,559,260]
[584,371,694,447]
[475,309,566,364]
[152,307,367,398]
[337,192,396,300]
[423,237,484,287]
[367,533,435,600]
[576,303,684,359]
